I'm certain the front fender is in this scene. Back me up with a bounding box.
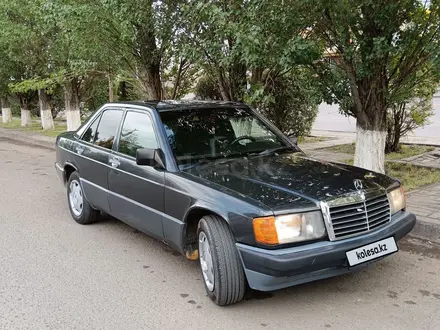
[184,200,257,246]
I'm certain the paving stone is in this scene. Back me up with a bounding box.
[406,204,439,214]
[396,148,440,169]
[417,191,438,197]
[307,150,351,163]
[412,215,440,226]
[407,198,434,205]
[427,212,440,219]
[406,183,440,229]
[406,208,434,217]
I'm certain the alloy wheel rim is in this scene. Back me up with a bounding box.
[69,180,83,217]
[199,231,214,292]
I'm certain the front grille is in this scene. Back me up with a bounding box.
[329,194,391,239]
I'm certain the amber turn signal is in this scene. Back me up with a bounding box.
[253,216,279,245]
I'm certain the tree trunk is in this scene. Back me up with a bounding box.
[350,73,388,173]
[229,62,247,101]
[391,134,401,152]
[19,95,32,127]
[217,70,232,101]
[354,122,387,173]
[136,22,162,100]
[118,81,129,101]
[386,104,403,153]
[1,97,12,124]
[1,107,12,124]
[250,68,264,85]
[21,108,32,126]
[64,82,82,131]
[38,89,54,130]
[171,60,186,99]
[108,72,114,102]
[144,66,162,100]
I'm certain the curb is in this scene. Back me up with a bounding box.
[401,141,440,148]
[406,181,440,196]
[408,219,440,244]
[311,130,440,147]
[386,159,440,171]
[0,128,56,151]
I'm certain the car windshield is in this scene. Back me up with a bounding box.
[159,107,297,167]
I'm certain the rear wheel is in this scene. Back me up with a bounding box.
[67,171,99,225]
[198,215,246,306]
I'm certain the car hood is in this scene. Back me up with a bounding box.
[183,153,398,212]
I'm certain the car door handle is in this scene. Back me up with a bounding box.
[109,156,120,168]
[75,145,84,155]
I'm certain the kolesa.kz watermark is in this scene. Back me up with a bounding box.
[356,243,387,260]
[346,237,398,266]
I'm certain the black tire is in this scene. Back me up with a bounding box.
[66,171,99,225]
[197,215,246,306]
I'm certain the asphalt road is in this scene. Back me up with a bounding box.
[313,97,440,138]
[0,139,439,330]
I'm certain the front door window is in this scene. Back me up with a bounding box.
[118,111,158,157]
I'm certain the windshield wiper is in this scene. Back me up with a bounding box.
[180,156,231,170]
[178,158,211,170]
[255,146,296,156]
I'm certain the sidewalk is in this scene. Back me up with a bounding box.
[299,136,354,152]
[407,184,440,243]
[0,127,56,150]
[391,148,440,169]
[311,129,440,147]
[407,184,440,226]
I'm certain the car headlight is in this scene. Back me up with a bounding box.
[388,186,406,215]
[253,211,326,245]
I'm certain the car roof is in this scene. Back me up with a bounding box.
[107,100,248,112]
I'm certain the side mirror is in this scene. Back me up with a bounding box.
[136,148,165,169]
[287,134,298,145]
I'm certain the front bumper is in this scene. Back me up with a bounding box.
[236,211,416,291]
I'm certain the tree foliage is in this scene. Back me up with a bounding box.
[310,0,440,172]
[313,0,440,126]
[249,68,321,137]
[194,75,223,100]
[180,0,322,133]
[1,0,437,148]
[386,66,438,152]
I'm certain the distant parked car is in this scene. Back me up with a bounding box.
[55,100,416,305]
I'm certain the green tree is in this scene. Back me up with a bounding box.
[386,65,438,152]
[2,0,121,130]
[0,48,14,124]
[311,0,440,173]
[181,0,321,135]
[0,0,41,125]
[248,68,321,136]
[47,0,120,130]
[1,0,62,129]
[194,75,223,100]
[93,0,186,100]
[180,0,249,101]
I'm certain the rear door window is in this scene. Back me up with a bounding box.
[94,110,124,150]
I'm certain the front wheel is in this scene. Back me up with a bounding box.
[198,215,246,306]
[67,171,99,225]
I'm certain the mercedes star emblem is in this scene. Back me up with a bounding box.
[354,179,363,190]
